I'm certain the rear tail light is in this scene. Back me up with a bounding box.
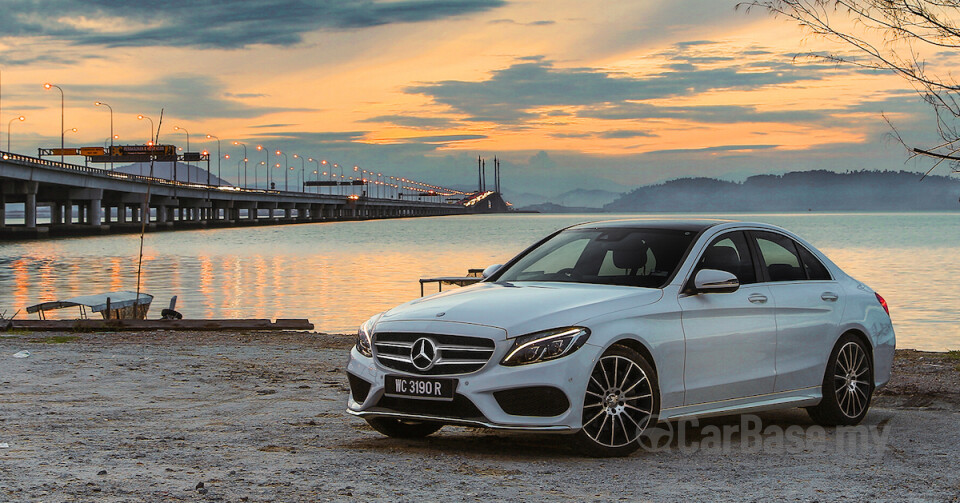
[875,293,890,316]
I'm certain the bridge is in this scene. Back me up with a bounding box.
[0,150,468,239]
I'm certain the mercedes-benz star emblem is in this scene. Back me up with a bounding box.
[410,337,438,371]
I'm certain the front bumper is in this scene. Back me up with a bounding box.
[345,324,603,431]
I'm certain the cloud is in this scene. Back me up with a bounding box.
[66,74,312,120]
[250,131,369,143]
[360,114,459,129]
[488,18,555,26]
[598,129,657,139]
[225,92,268,99]
[579,103,829,124]
[395,134,487,143]
[645,144,780,155]
[549,130,657,139]
[0,0,507,49]
[407,50,838,123]
[248,123,297,129]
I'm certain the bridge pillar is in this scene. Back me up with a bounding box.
[157,205,167,223]
[50,203,62,225]
[63,200,73,225]
[24,182,38,228]
[0,192,5,227]
[284,208,292,219]
[89,198,102,226]
[118,204,127,224]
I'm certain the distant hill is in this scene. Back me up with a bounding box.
[113,162,230,186]
[555,188,622,208]
[604,170,960,212]
[514,202,603,213]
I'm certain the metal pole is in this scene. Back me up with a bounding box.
[58,87,63,162]
[206,135,221,186]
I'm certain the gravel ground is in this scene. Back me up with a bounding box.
[1,331,959,502]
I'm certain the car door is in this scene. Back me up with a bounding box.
[679,231,778,405]
[749,231,844,392]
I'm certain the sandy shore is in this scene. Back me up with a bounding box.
[1,331,958,502]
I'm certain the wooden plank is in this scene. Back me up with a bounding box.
[3,319,314,332]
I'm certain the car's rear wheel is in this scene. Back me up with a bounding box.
[807,334,874,426]
[365,417,443,438]
[574,344,659,457]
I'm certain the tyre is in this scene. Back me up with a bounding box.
[365,417,443,438]
[807,334,874,426]
[574,344,660,457]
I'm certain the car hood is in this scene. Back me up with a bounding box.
[378,281,662,339]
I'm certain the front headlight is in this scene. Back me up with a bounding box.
[500,327,591,366]
[356,320,374,357]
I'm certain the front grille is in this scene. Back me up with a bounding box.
[373,332,496,376]
[374,394,486,421]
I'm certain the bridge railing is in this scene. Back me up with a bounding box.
[1,150,464,207]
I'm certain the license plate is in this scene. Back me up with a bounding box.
[384,375,457,401]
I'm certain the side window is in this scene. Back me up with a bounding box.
[754,232,805,282]
[695,232,756,284]
[796,244,831,280]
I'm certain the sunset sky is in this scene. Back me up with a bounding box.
[0,0,948,200]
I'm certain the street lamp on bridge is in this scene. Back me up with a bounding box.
[6,115,25,151]
[173,126,190,151]
[43,83,64,162]
[205,134,221,186]
[233,141,247,188]
[275,150,289,191]
[137,114,154,144]
[292,154,306,192]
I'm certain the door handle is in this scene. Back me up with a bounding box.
[821,292,839,302]
[748,293,768,304]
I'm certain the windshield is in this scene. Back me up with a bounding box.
[495,228,696,288]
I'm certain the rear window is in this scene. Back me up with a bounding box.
[797,244,832,280]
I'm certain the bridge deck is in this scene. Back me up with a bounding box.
[0,151,466,239]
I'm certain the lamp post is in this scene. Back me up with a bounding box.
[173,126,190,151]
[275,150,288,191]
[137,114,154,144]
[63,127,77,148]
[43,83,64,162]
[308,158,320,193]
[292,154,306,192]
[94,101,113,168]
[103,135,119,150]
[256,160,265,189]
[233,141,247,189]
[256,145,270,189]
[7,115,24,151]
[205,134,221,186]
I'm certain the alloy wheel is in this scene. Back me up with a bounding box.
[833,341,871,418]
[581,354,654,448]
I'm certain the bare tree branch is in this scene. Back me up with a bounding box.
[741,0,960,176]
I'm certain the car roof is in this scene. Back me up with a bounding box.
[567,218,736,232]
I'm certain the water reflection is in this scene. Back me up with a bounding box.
[0,213,956,350]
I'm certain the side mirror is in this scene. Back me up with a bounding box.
[482,264,502,278]
[694,269,739,294]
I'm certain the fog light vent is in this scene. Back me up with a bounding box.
[494,386,569,417]
[347,372,371,404]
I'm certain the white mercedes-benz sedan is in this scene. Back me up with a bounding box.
[346,219,895,456]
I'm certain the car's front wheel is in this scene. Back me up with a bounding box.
[365,417,443,438]
[574,344,659,457]
[807,334,874,426]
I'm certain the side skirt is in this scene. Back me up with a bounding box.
[659,387,821,422]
